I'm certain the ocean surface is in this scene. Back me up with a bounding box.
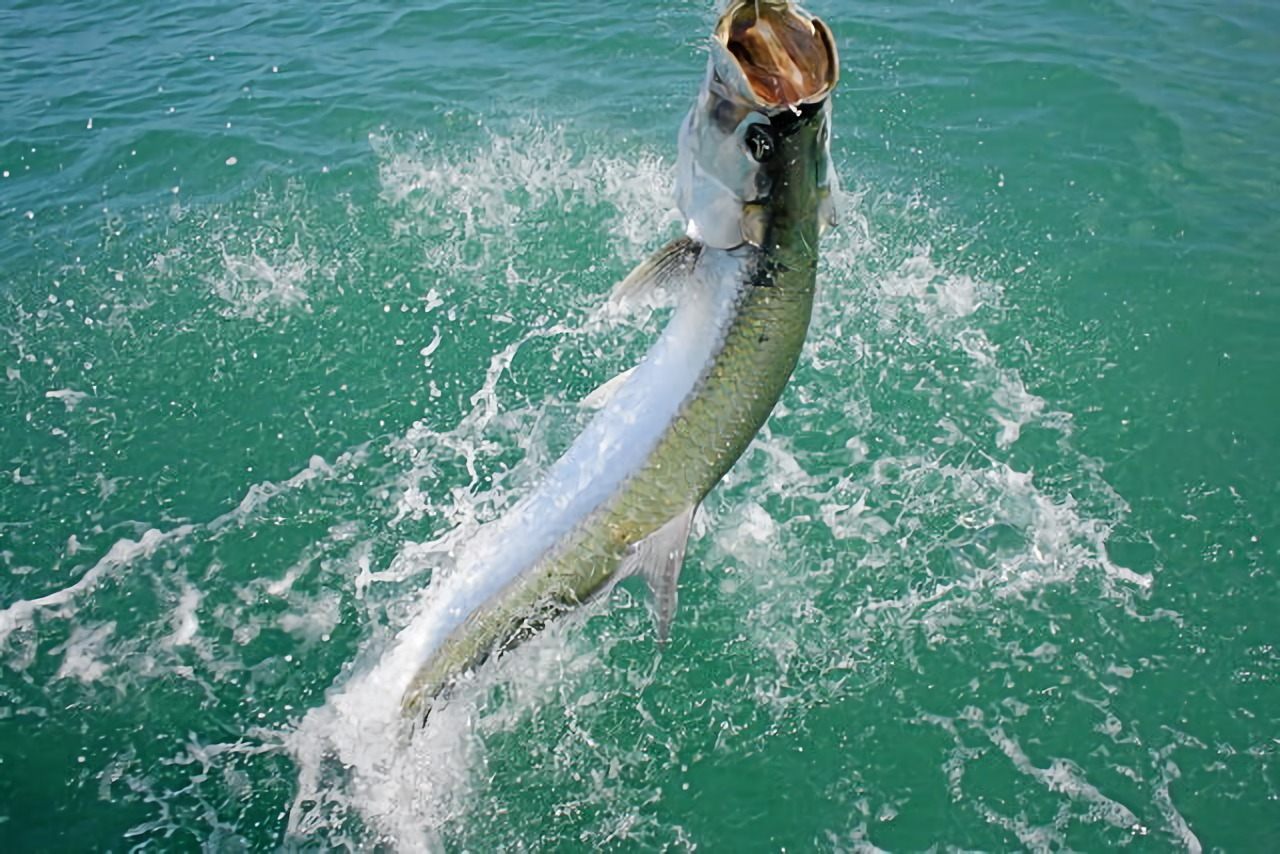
[2,0,1277,849]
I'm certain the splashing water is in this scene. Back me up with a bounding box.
[1,118,1159,847]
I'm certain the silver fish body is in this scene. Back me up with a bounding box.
[398,1,840,719]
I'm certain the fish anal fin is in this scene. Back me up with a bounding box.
[610,236,702,306]
[619,504,698,643]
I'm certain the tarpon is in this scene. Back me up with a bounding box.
[399,0,840,719]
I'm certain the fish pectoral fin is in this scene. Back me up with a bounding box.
[619,504,698,644]
[819,187,839,234]
[609,236,702,307]
[580,366,637,409]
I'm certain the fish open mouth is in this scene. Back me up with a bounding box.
[716,1,839,109]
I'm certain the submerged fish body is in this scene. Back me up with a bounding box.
[398,1,840,719]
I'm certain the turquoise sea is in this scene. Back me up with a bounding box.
[2,0,1277,849]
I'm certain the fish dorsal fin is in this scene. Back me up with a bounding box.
[610,236,702,307]
[580,366,637,410]
[619,504,698,643]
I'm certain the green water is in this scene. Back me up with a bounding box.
[2,0,1276,848]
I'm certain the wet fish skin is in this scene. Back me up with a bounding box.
[399,1,839,720]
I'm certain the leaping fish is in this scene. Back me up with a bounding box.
[399,0,840,720]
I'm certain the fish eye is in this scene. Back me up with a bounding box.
[744,124,775,162]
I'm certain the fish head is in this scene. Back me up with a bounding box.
[678,1,839,249]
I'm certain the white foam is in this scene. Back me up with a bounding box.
[990,373,1046,449]
[165,584,202,648]
[987,724,1144,832]
[0,446,360,661]
[53,621,117,683]
[44,388,89,411]
[373,123,680,280]
[210,244,311,320]
[0,527,193,646]
[279,594,341,642]
[212,452,349,531]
